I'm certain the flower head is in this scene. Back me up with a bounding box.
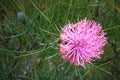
[59,18,107,68]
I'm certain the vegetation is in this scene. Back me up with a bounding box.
[0,0,120,80]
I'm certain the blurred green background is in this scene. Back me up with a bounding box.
[0,0,120,80]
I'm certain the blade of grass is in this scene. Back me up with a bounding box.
[104,25,120,31]
[29,0,57,32]
[65,0,72,22]
[91,64,117,80]
[45,53,58,59]
[5,28,28,39]
[14,46,51,59]
[38,27,58,36]
[28,0,50,23]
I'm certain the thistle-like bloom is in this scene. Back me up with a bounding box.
[59,18,107,68]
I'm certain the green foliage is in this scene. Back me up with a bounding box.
[0,0,120,80]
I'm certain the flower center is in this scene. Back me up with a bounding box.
[75,40,83,48]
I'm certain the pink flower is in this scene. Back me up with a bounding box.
[59,18,107,68]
